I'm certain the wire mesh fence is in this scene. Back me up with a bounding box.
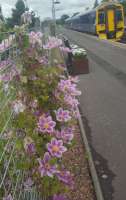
[0,31,43,200]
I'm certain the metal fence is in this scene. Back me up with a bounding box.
[0,31,42,200]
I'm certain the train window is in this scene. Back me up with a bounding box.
[90,13,96,24]
[116,10,123,21]
[80,15,89,23]
[98,12,105,24]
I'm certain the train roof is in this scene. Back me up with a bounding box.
[97,1,122,9]
[65,1,122,22]
[65,9,96,21]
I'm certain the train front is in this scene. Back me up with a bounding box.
[96,2,124,41]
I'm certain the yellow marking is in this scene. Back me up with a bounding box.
[107,9,115,32]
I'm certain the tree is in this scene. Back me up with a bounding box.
[94,0,99,8]
[12,0,26,25]
[6,0,26,28]
[0,5,4,21]
[60,14,69,24]
[101,0,109,2]
[120,0,126,16]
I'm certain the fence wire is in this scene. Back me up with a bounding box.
[0,32,43,200]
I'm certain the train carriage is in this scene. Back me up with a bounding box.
[65,2,124,41]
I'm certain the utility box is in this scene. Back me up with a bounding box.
[63,37,89,75]
[71,56,89,75]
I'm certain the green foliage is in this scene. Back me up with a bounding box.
[94,0,99,8]
[121,1,126,16]
[6,0,26,28]
[0,6,4,21]
[0,28,76,199]
[57,14,69,25]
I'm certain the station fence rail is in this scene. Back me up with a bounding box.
[0,31,43,200]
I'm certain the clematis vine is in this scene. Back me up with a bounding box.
[2,31,82,199]
[56,170,74,188]
[56,108,71,122]
[64,94,79,108]
[38,152,57,178]
[38,115,56,134]
[60,47,72,53]
[37,56,48,65]
[68,76,79,83]
[0,59,13,70]
[43,37,62,49]
[53,194,68,200]
[3,194,13,200]
[47,138,67,158]
[58,79,81,96]
[55,128,74,144]
[24,137,36,155]
[30,99,38,109]
[12,100,26,115]
[29,31,43,47]
[21,11,32,24]
[0,65,20,83]
[24,177,34,190]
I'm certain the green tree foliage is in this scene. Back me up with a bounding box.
[57,14,69,25]
[12,0,26,25]
[101,0,108,2]
[101,0,126,16]
[93,0,99,8]
[0,5,4,21]
[6,0,26,28]
[120,1,126,16]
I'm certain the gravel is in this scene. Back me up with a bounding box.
[64,126,96,200]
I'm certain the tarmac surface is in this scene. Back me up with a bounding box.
[61,28,126,200]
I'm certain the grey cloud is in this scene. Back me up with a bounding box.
[0,0,95,19]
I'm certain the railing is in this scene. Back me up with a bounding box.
[0,31,42,200]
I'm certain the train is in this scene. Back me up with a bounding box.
[65,1,125,41]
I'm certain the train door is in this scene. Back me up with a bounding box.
[107,9,115,32]
[106,9,116,39]
[97,11,107,39]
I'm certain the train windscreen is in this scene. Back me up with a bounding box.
[116,10,123,21]
[98,12,105,24]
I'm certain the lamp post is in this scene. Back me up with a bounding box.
[52,0,60,36]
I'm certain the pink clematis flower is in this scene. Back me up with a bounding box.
[56,170,74,188]
[24,137,36,155]
[58,79,81,96]
[64,95,79,108]
[38,152,57,178]
[3,194,13,200]
[38,115,56,134]
[0,43,5,53]
[56,108,71,122]
[12,100,26,115]
[68,76,79,83]
[43,37,62,49]
[0,59,13,69]
[71,108,80,119]
[55,128,74,144]
[60,47,72,53]
[47,138,67,158]
[53,194,68,200]
[29,31,43,47]
[24,177,34,190]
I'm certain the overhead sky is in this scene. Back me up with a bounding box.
[0,0,97,20]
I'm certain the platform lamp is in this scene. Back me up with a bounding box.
[52,0,60,36]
